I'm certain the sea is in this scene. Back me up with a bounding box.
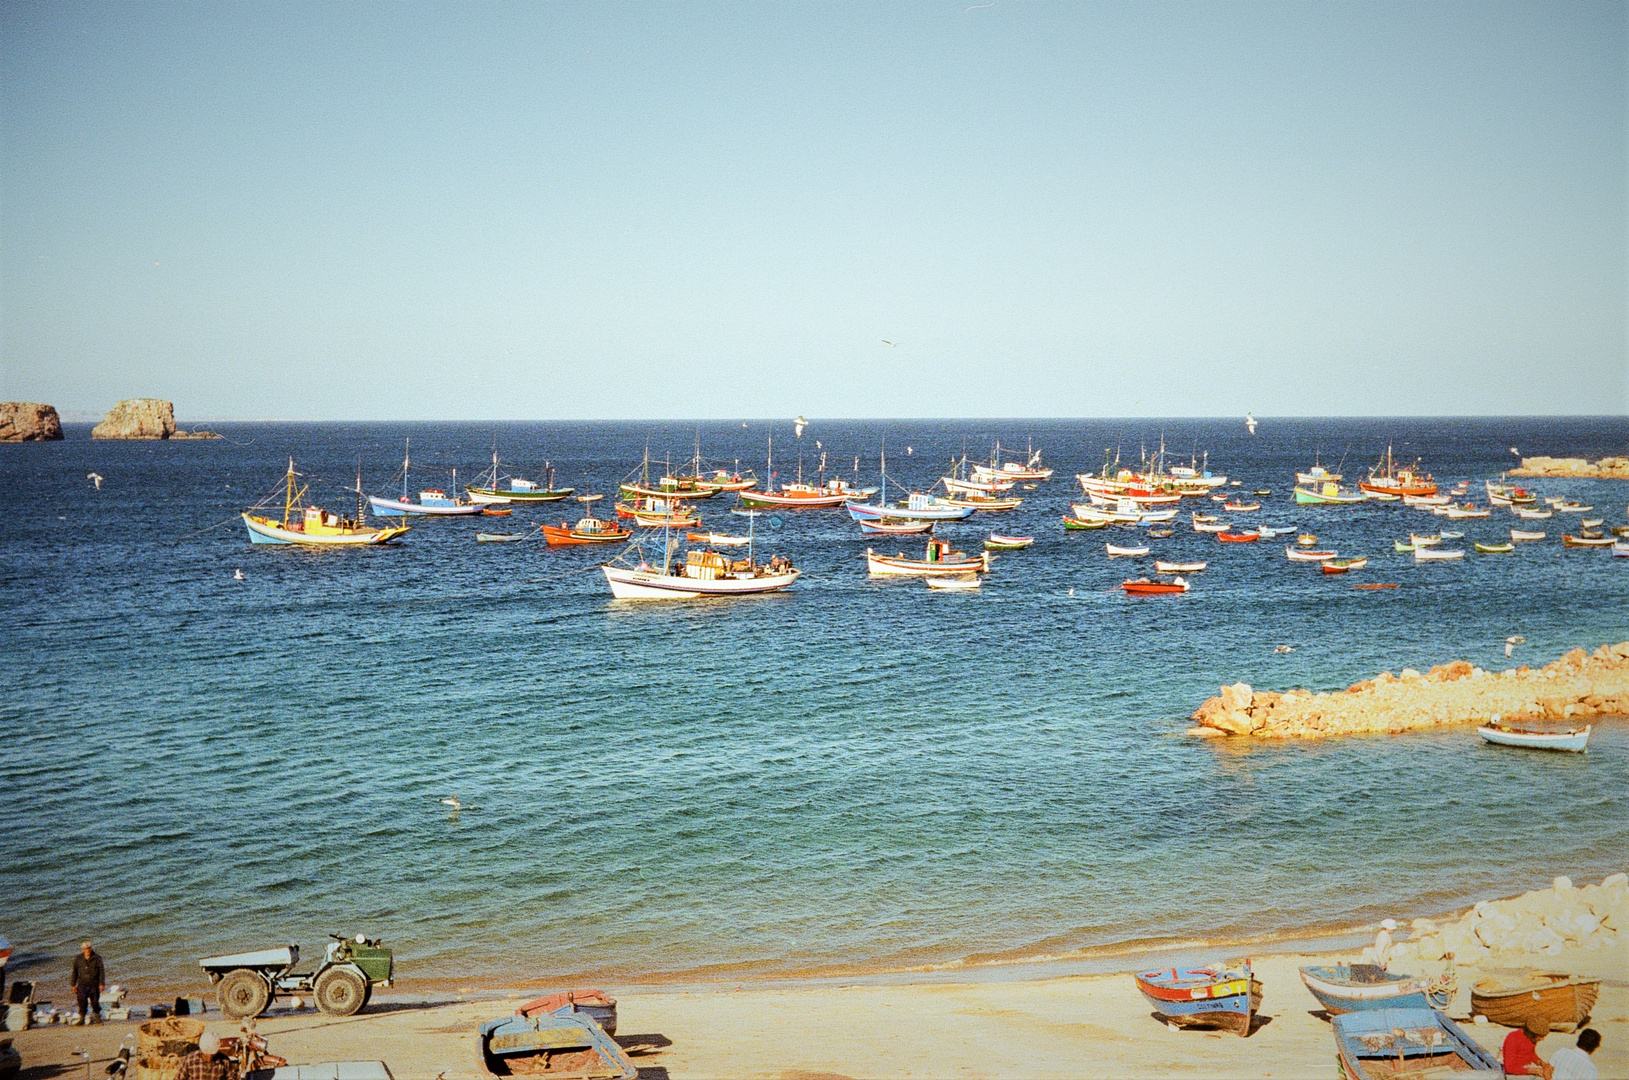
[3,416,1627,992]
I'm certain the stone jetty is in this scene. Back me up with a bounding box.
[1188,642,1629,739]
[0,402,64,441]
[1510,455,1629,480]
[1383,872,1628,976]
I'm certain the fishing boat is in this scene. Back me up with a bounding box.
[737,436,874,508]
[1061,516,1107,530]
[1216,532,1258,543]
[1331,1008,1499,1079]
[466,449,574,504]
[615,496,701,528]
[1486,480,1539,506]
[1562,534,1614,547]
[972,440,1054,483]
[698,468,757,492]
[1155,560,1206,573]
[1300,963,1455,1015]
[849,494,975,521]
[1222,501,1261,512]
[685,531,753,547]
[938,491,1023,512]
[1414,547,1464,561]
[243,460,410,547]
[1478,722,1590,752]
[984,533,1034,550]
[1298,533,1318,546]
[516,988,618,1035]
[1323,557,1368,573]
[1295,482,1367,504]
[1360,446,1437,498]
[1473,541,1514,554]
[859,518,935,535]
[619,441,723,501]
[1133,963,1260,1035]
[369,440,483,517]
[542,496,632,545]
[1105,543,1150,557]
[1296,461,1343,485]
[925,573,981,590]
[1514,507,1553,519]
[1122,576,1189,595]
[1470,972,1600,1031]
[601,547,799,599]
[1405,493,1452,508]
[1286,546,1337,561]
[866,538,989,576]
[1510,529,1546,541]
[1409,534,1442,547]
[1554,501,1594,513]
[477,1011,637,1079]
[476,532,528,543]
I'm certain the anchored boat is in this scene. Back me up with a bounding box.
[369,440,482,517]
[866,538,988,576]
[466,449,574,504]
[1477,722,1590,752]
[243,460,410,547]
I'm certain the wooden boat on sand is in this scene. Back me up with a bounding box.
[1470,972,1599,1031]
[1331,1008,1499,1079]
[516,989,618,1035]
[477,1012,636,1079]
[543,512,632,546]
[1477,723,1590,752]
[1133,963,1260,1035]
[1300,963,1455,1014]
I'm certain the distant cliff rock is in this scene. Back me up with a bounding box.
[92,398,177,439]
[1510,455,1629,480]
[0,402,65,441]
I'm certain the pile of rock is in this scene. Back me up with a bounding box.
[1188,643,1629,739]
[1383,873,1627,977]
[0,402,64,441]
[1510,455,1629,480]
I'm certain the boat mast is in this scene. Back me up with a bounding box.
[401,438,410,502]
[283,457,296,527]
[766,432,774,494]
[356,458,365,525]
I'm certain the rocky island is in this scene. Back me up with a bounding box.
[91,398,219,439]
[0,402,64,441]
[1510,455,1629,480]
[1189,641,1629,739]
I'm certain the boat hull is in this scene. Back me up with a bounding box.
[1470,974,1599,1031]
[243,514,408,546]
[846,501,975,521]
[467,486,574,503]
[601,565,799,599]
[859,520,934,535]
[1134,969,1260,1036]
[866,549,988,576]
[1299,966,1440,1015]
[1477,724,1590,752]
[543,524,632,546]
[1332,1008,1500,1080]
[368,496,481,517]
[737,490,850,508]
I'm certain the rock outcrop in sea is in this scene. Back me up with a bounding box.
[1188,642,1629,739]
[1510,455,1629,480]
[93,398,177,439]
[0,402,64,441]
[1382,873,1627,977]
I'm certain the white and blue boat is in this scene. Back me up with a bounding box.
[1332,1008,1499,1079]
[844,443,975,521]
[477,1011,636,1079]
[1478,723,1590,752]
[1133,962,1261,1036]
[1300,963,1454,1015]
[369,440,481,517]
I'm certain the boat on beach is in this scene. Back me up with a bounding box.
[1300,963,1455,1014]
[477,1011,637,1079]
[1133,963,1260,1035]
[1477,722,1590,752]
[244,460,410,547]
[1331,1008,1499,1079]
[1469,972,1600,1031]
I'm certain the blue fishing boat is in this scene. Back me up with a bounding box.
[477,1012,636,1079]
[1332,1008,1499,1079]
[369,440,482,517]
[1133,962,1261,1036]
[1300,962,1454,1014]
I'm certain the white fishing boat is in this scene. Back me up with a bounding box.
[602,558,800,599]
[1414,547,1465,561]
[1154,560,1206,573]
[1105,543,1150,557]
[1285,546,1337,562]
[1478,723,1590,752]
[1295,462,1342,485]
[369,441,482,517]
[1510,529,1546,541]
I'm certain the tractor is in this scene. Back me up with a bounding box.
[200,933,393,1019]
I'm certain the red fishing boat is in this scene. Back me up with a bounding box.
[1217,532,1258,543]
[1358,446,1437,498]
[1122,577,1190,595]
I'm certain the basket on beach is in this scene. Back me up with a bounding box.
[135,1016,204,1079]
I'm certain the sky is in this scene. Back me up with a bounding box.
[1,1,1624,420]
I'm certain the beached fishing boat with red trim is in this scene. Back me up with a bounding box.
[1134,962,1260,1035]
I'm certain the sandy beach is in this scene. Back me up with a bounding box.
[11,944,1625,1079]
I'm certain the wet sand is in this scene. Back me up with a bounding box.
[10,947,1626,1079]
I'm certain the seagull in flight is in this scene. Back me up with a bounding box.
[881,340,895,347]
[88,472,104,490]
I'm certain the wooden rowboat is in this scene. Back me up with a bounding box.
[984,533,1034,550]
[686,531,752,547]
[481,507,513,516]
[1470,972,1600,1032]
[1478,723,1590,752]
[1300,963,1454,1014]
[1285,546,1336,561]
[926,573,981,590]
[1154,560,1206,573]
[860,519,934,535]
[1062,516,1107,531]
[1331,1008,1499,1079]
[1510,529,1546,541]
[1134,963,1259,1035]
[1322,558,1368,573]
[1413,547,1464,561]
[476,532,528,543]
[1562,534,1615,547]
[1122,577,1189,594]
[867,539,988,576]
[1105,543,1150,556]
[1474,542,1514,554]
[1217,532,1258,543]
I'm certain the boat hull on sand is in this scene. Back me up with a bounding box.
[1134,966,1260,1036]
[1300,964,1449,1014]
[1470,973,1599,1031]
[1332,1008,1499,1080]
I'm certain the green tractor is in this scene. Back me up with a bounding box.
[200,934,394,1019]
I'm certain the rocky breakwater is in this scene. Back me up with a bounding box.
[1188,642,1629,739]
[0,402,64,441]
[91,398,219,439]
[1510,455,1629,480]
[1384,873,1628,978]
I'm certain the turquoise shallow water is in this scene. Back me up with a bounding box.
[3,417,1627,989]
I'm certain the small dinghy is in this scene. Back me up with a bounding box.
[477,1012,636,1079]
[1478,722,1590,752]
[1322,557,1368,573]
[1222,501,1261,512]
[1474,541,1514,554]
[1122,576,1189,594]
[984,533,1034,550]
[1510,529,1546,541]
[926,573,981,590]
[1470,972,1600,1032]
[481,507,513,516]
[686,531,753,547]
[1146,526,1175,538]
[1331,1008,1499,1079]
[477,532,528,543]
[1194,520,1230,533]
[1615,541,1629,557]
[1134,962,1260,1036]
[1286,546,1337,562]
[860,518,934,535]
[1062,516,1107,530]
[1217,532,1258,543]
[1297,533,1318,546]
[1105,543,1150,556]
[1562,534,1615,547]
[1300,963,1454,1014]
[1413,547,1464,561]
[516,989,618,1035]
[1154,560,1206,573]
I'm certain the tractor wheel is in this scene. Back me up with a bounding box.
[218,969,271,1019]
[314,967,368,1016]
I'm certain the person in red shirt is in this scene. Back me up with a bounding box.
[1503,1020,1552,1079]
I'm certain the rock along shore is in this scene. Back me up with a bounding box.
[1188,642,1629,739]
[1510,455,1629,480]
[0,402,64,441]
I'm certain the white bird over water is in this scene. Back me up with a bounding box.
[439,796,479,811]
[1246,413,1258,435]
[233,569,244,581]
[794,416,808,438]
[88,472,104,490]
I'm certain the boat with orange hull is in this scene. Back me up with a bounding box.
[1217,532,1258,543]
[543,519,632,545]
[1358,446,1437,498]
[1470,972,1599,1032]
[1122,577,1190,595]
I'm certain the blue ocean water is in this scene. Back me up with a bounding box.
[3,417,1627,990]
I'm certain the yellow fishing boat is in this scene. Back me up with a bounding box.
[243,459,410,546]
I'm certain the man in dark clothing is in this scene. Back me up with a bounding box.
[70,941,104,1024]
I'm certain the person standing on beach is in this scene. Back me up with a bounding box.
[175,1031,233,1080]
[1502,1019,1553,1078]
[69,941,104,1025]
[1550,1029,1601,1080]
[1372,918,1397,969]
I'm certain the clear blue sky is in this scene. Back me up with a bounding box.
[2,1,1624,420]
